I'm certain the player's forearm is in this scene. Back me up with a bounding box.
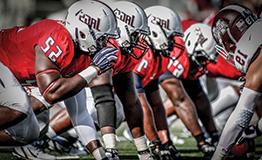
[212,87,261,160]
[42,75,86,104]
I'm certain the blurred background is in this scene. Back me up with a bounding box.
[0,0,261,29]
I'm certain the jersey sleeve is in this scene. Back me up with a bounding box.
[206,55,243,79]
[37,28,74,70]
[167,36,190,79]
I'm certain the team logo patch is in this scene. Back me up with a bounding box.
[213,19,228,44]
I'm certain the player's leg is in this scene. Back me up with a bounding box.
[113,72,152,159]
[0,62,40,145]
[0,62,31,129]
[64,89,108,160]
[182,79,219,144]
[89,70,119,159]
[144,79,180,159]
[211,85,240,132]
[160,76,203,138]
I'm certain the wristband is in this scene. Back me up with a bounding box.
[78,66,99,84]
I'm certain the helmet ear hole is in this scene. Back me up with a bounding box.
[187,40,191,46]
[152,31,158,38]
[79,31,86,39]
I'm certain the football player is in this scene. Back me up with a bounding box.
[88,1,152,159]
[0,1,118,159]
[133,5,189,160]
[211,4,262,159]
[134,6,220,159]
[33,1,153,159]
[162,19,243,148]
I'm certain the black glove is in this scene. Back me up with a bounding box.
[92,47,118,74]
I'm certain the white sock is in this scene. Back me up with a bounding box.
[102,133,117,149]
[67,128,78,138]
[46,126,56,139]
[133,136,148,152]
[92,147,107,160]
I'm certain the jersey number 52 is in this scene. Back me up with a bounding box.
[41,36,63,62]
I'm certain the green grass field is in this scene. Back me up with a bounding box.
[1,120,262,160]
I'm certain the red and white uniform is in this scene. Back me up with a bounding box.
[167,36,190,79]
[0,19,96,144]
[107,38,144,75]
[0,19,91,85]
[165,19,242,80]
[133,47,169,87]
[206,55,242,79]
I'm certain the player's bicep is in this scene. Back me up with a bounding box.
[245,49,262,92]
[34,45,61,94]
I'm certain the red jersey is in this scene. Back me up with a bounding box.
[133,47,169,87]
[0,19,91,85]
[167,36,190,79]
[206,55,242,79]
[166,19,242,80]
[107,38,143,75]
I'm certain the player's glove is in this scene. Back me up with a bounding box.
[92,47,118,74]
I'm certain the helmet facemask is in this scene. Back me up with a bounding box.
[117,25,149,59]
[148,23,173,57]
[213,19,237,66]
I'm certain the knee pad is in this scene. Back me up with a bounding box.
[91,84,116,128]
[6,109,40,144]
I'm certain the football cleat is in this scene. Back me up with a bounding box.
[160,142,181,160]
[138,149,154,160]
[198,141,216,159]
[13,144,56,160]
[105,148,120,160]
[148,139,161,160]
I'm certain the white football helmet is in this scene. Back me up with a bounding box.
[212,4,259,73]
[183,23,217,68]
[145,5,183,56]
[110,1,150,58]
[65,0,119,53]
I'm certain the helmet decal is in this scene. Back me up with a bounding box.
[75,9,101,31]
[114,8,135,27]
[150,16,170,31]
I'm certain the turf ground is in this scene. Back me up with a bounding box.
[0,120,262,160]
